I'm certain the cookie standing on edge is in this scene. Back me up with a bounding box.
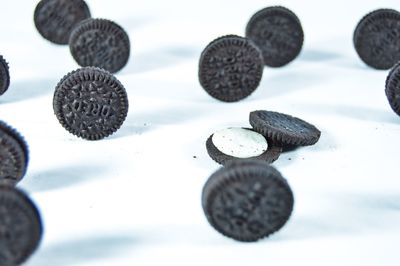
[0,186,43,266]
[0,55,10,96]
[34,0,91,45]
[202,160,294,242]
[250,110,321,146]
[199,35,264,102]
[354,9,400,70]
[53,67,129,140]
[246,6,304,67]
[69,18,131,73]
[385,61,400,116]
[206,127,282,165]
[0,121,29,185]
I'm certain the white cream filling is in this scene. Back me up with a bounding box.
[212,127,268,158]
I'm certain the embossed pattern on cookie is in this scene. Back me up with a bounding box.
[250,110,321,146]
[34,0,91,45]
[0,55,10,96]
[354,9,400,70]
[199,35,264,102]
[202,160,294,242]
[385,61,400,116]
[0,186,42,265]
[69,18,131,73]
[246,6,304,67]
[0,121,29,185]
[53,67,129,140]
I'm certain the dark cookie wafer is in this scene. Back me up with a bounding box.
[202,159,294,242]
[53,67,129,140]
[34,0,91,45]
[69,18,130,73]
[0,121,29,185]
[0,55,10,96]
[250,110,321,146]
[199,35,264,102]
[354,9,400,70]
[206,128,282,165]
[385,61,400,116]
[246,6,304,67]
[0,186,43,265]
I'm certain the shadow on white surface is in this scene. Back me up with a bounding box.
[114,104,207,139]
[27,235,136,266]
[122,45,199,75]
[299,49,344,62]
[256,70,329,99]
[21,163,111,192]
[295,103,399,124]
[0,78,56,104]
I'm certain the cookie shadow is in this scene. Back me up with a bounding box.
[295,103,399,124]
[121,45,200,75]
[254,70,328,99]
[26,235,136,266]
[0,78,56,104]
[299,49,343,62]
[20,163,110,192]
[114,103,207,139]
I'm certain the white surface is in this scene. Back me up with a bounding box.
[212,128,268,158]
[1,0,400,265]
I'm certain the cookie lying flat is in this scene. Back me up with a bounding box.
[202,159,294,242]
[69,18,130,73]
[354,9,400,70]
[53,67,129,140]
[0,55,10,96]
[199,35,264,102]
[206,127,282,165]
[246,6,304,67]
[385,61,400,116]
[0,186,43,265]
[250,110,321,146]
[0,121,29,185]
[34,0,91,45]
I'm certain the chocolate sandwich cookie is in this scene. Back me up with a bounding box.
[246,6,304,67]
[199,35,264,102]
[385,61,400,116]
[34,0,91,45]
[53,67,129,140]
[250,110,321,146]
[69,18,131,73]
[206,127,282,165]
[354,9,400,70]
[0,186,43,265]
[0,55,10,96]
[0,121,29,185]
[202,160,294,242]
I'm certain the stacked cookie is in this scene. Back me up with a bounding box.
[198,6,304,102]
[34,0,131,140]
[0,121,43,265]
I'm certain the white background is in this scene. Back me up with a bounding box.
[1,0,400,265]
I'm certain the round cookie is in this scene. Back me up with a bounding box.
[202,159,294,242]
[246,6,304,67]
[34,0,91,45]
[198,35,264,102]
[0,121,29,185]
[53,67,129,140]
[0,55,10,96]
[0,186,43,265]
[354,9,400,70]
[206,127,282,165]
[250,110,321,146]
[385,61,400,116]
[69,18,131,73]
